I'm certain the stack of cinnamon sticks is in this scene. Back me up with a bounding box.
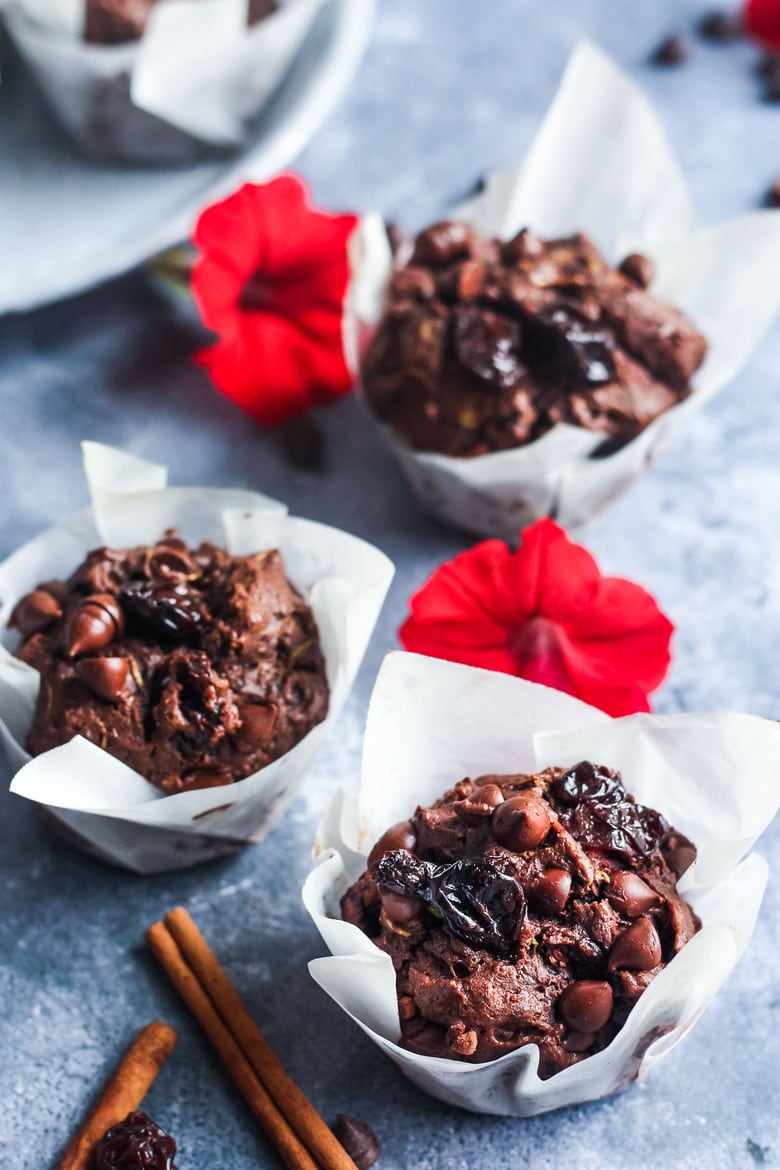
[146,907,361,1170]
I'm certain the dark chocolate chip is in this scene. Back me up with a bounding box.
[453,783,505,824]
[367,820,417,870]
[332,1115,381,1170]
[562,1029,596,1053]
[411,220,474,266]
[528,867,572,915]
[380,888,424,925]
[618,252,656,289]
[651,34,687,65]
[76,656,130,703]
[491,792,552,852]
[662,830,697,877]
[9,589,62,636]
[697,10,742,41]
[607,870,661,918]
[281,418,326,471]
[558,980,614,1032]
[608,917,662,972]
[65,595,123,658]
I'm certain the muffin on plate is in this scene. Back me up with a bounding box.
[11,535,328,794]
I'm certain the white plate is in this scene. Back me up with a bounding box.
[0,0,374,315]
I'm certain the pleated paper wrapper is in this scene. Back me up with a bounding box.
[349,42,780,540]
[1,0,327,161]
[0,442,394,873]
[303,652,780,1116]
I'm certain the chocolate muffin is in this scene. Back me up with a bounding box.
[85,0,278,43]
[341,762,699,1077]
[361,224,707,456]
[11,535,328,794]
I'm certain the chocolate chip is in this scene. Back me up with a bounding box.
[75,656,130,703]
[148,543,196,579]
[331,1115,381,1170]
[453,783,505,824]
[766,179,780,208]
[234,701,278,753]
[608,917,662,972]
[65,594,124,657]
[606,870,661,918]
[662,830,697,877]
[411,220,474,266]
[528,867,572,915]
[380,888,424,925]
[697,10,742,41]
[176,766,234,792]
[562,1030,596,1053]
[618,252,655,289]
[491,792,552,852]
[281,418,326,471]
[9,589,63,636]
[651,35,687,65]
[501,228,543,264]
[367,820,417,870]
[558,980,614,1033]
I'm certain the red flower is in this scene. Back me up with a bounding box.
[191,174,359,426]
[399,519,673,717]
[744,0,780,49]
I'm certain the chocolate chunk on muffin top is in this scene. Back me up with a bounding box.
[341,762,699,1077]
[11,535,328,793]
[361,224,707,457]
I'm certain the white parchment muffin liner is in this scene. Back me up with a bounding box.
[1,0,326,161]
[0,442,393,873]
[350,42,780,540]
[303,652,780,1116]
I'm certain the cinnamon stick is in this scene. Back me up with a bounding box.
[146,921,319,1170]
[164,906,359,1170]
[56,1020,177,1170]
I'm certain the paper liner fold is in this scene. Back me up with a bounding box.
[0,441,394,873]
[1,0,328,161]
[303,652,780,1116]
[351,42,780,539]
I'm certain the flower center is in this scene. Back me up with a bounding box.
[239,272,276,311]
[508,615,571,691]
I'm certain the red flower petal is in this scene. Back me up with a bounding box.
[744,0,780,49]
[399,518,673,717]
[190,174,359,426]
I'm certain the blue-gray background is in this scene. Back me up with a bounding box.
[1,3,779,1168]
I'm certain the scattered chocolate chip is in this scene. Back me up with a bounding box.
[331,1115,380,1170]
[651,34,687,65]
[411,220,474,267]
[607,870,661,918]
[661,830,697,877]
[65,594,124,658]
[491,792,552,852]
[76,656,130,703]
[558,980,614,1033]
[608,917,662,972]
[376,849,526,956]
[8,589,63,636]
[281,417,326,471]
[453,783,505,824]
[94,1111,176,1170]
[697,9,742,41]
[176,766,234,792]
[618,252,656,289]
[380,888,424,925]
[528,867,572,915]
[766,179,780,208]
[367,821,417,870]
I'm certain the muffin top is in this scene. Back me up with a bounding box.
[84,0,278,43]
[341,761,699,1078]
[361,223,707,457]
[11,534,328,793]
